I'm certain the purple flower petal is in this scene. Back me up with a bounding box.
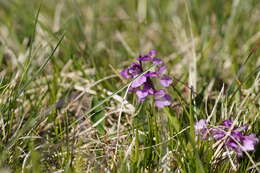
[143,82,155,95]
[211,128,225,140]
[128,62,142,76]
[195,120,207,133]
[242,134,259,152]
[154,90,172,108]
[137,55,152,61]
[223,120,233,127]
[153,58,163,65]
[153,57,163,65]
[235,125,248,132]
[195,119,208,140]
[155,94,172,108]
[231,131,243,140]
[227,140,240,150]
[136,89,149,102]
[154,89,166,99]
[121,69,131,79]
[148,50,157,57]
[144,72,158,77]
[160,76,172,87]
[131,75,147,88]
[157,65,167,74]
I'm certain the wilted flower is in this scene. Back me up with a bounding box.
[121,50,172,108]
[195,119,259,157]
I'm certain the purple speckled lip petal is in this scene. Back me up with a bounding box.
[136,89,149,102]
[160,76,172,87]
[131,75,147,88]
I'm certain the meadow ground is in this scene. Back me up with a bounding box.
[0,0,259,172]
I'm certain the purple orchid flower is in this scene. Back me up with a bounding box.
[120,50,172,108]
[195,119,259,157]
